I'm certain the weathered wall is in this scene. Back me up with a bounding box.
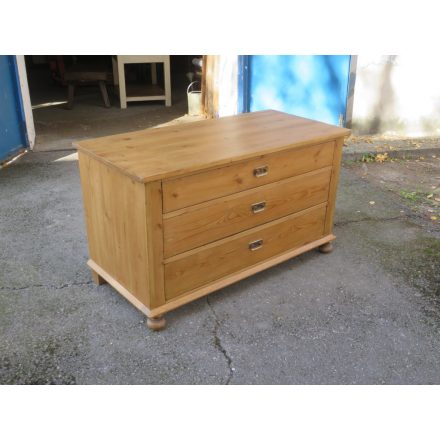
[352,55,440,136]
[202,55,239,118]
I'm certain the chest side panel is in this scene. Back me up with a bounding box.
[78,152,151,307]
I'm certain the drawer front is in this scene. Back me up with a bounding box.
[164,167,332,257]
[162,141,335,212]
[164,204,327,300]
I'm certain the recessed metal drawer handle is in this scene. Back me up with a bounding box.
[253,165,269,178]
[248,239,263,251]
[251,201,266,214]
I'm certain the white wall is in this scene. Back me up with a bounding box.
[217,55,239,117]
[352,55,440,136]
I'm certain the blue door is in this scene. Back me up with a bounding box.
[0,55,27,163]
[241,55,351,126]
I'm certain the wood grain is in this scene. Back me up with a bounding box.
[163,167,332,257]
[145,181,166,308]
[75,110,350,183]
[88,259,152,317]
[154,234,335,316]
[201,55,219,118]
[164,204,327,300]
[324,137,344,235]
[78,151,151,307]
[163,140,335,212]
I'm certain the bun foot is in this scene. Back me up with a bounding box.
[318,242,333,254]
[147,315,166,331]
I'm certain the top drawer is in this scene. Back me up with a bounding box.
[162,140,335,212]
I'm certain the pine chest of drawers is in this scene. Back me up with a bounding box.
[76,110,350,330]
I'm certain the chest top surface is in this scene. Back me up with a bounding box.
[75,110,350,182]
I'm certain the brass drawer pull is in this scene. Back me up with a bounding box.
[253,165,268,178]
[248,239,263,251]
[251,201,266,214]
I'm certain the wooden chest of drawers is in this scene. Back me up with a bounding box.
[76,110,350,330]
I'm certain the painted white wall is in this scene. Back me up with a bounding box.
[352,55,440,136]
[16,55,35,148]
[217,55,239,117]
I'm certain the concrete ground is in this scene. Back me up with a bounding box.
[344,133,440,161]
[345,155,440,226]
[30,71,202,152]
[1,100,440,383]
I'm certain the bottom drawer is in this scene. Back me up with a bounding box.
[164,203,327,300]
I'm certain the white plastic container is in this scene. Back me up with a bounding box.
[187,81,202,116]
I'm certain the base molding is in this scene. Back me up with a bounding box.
[88,233,335,318]
[87,259,153,317]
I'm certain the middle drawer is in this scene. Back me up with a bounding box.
[163,166,332,257]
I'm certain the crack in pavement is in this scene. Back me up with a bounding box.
[335,215,411,227]
[335,212,440,237]
[0,280,94,292]
[206,296,234,385]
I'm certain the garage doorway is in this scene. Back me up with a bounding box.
[24,55,203,151]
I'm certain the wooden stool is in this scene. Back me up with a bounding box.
[65,68,111,109]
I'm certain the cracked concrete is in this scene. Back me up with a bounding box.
[0,281,94,291]
[206,297,234,385]
[1,148,440,384]
[335,215,406,226]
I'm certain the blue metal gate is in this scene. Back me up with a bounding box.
[240,55,352,126]
[0,55,27,163]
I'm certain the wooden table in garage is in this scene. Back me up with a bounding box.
[112,55,172,109]
[75,110,350,330]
